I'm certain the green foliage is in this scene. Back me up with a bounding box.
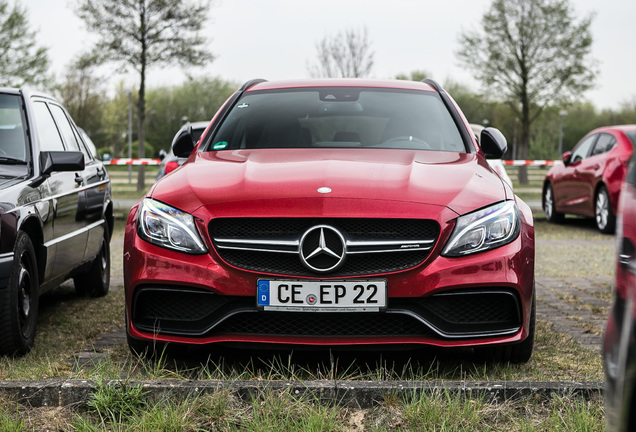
[145,76,238,153]
[87,379,149,425]
[0,0,50,87]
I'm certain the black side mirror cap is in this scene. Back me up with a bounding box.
[480,127,508,159]
[31,151,85,187]
[41,151,85,175]
[172,125,195,158]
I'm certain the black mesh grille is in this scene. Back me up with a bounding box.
[215,312,431,337]
[210,218,440,277]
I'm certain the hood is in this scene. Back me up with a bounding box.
[151,149,506,216]
[0,176,25,191]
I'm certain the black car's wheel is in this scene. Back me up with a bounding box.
[0,232,39,356]
[74,223,110,297]
[595,185,616,234]
[543,183,564,223]
[476,289,535,364]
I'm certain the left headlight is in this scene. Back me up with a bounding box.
[442,201,520,257]
[137,198,208,254]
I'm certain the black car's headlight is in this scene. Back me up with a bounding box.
[442,201,520,257]
[137,198,207,254]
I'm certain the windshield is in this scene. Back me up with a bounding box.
[0,94,28,163]
[207,88,467,152]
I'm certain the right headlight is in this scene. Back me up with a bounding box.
[442,201,520,257]
[137,198,207,254]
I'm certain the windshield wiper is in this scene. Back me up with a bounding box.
[0,157,26,165]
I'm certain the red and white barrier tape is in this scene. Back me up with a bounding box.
[103,158,161,166]
[502,160,560,167]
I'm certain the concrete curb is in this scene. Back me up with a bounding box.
[0,379,603,409]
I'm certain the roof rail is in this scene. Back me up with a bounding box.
[421,78,443,93]
[240,79,267,92]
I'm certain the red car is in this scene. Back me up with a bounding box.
[543,125,636,233]
[124,79,535,362]
[603,154,636,431]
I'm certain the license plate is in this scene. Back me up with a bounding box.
[257,280,387,312]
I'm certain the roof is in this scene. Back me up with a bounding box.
[245,79,437,93]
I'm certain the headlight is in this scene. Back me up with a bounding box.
[137,198,207,254]
[442,201,520,257]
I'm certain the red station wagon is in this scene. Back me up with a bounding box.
[124,79,536,362]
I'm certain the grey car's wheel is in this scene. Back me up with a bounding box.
[0,232,39,356]
[74,223,110,297]
[595,185,615,234]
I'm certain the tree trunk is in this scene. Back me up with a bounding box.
[136,6,147,193]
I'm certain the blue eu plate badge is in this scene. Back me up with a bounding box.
[258,280,270,306]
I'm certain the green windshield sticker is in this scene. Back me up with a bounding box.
[213,141,228,150]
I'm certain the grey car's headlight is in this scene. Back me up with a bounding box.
[442,201,520,257]
[137,198,207,254]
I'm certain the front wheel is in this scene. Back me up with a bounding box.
[74,223,110,297]
[543,183,564,223]
[595,185,615,234]
[0,232,39,356]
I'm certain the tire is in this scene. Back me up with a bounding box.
[74,223,110,297]
[0,232,39,356]
[476,289,535,364]
[595,185,616,234]
[543,183,564,223]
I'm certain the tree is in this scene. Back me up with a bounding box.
[0,0,49,87]
[309,27,374,78]
[457,0,596,184]
[57,54,106,146]
[75,0,214,191]
[145,77,237,155]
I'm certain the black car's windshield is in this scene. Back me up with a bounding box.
[207,88,467,152]
[0,94,27,162]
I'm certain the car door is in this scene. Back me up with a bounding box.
[30,100,88,280]
[554,134,597,212]
[574,133,616,215]
[47,103,108,264]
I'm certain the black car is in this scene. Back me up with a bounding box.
[0,89,113,355]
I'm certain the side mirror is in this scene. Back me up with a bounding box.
[40,151,85,175]
[562,151,572,166]
[480,127,508,159]
[31,151,85,187]
[172,125,195,158]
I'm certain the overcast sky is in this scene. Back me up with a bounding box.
[27,0,636,111]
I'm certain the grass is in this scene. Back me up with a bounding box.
[1,386,605,431]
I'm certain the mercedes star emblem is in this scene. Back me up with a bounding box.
[299,225,346,273]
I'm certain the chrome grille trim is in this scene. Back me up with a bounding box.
[214,237,435,254]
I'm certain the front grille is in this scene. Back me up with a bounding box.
[131,287,521,339]
[215,312,431,337]
[209,218,440,277]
